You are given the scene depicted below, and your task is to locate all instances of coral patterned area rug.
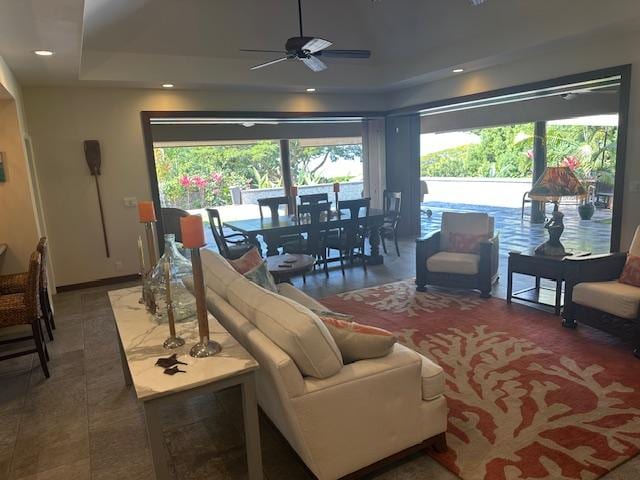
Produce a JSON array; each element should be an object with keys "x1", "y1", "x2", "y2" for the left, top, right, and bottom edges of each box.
[{"x1": 320, "y1": 280, "x2": 640, "y2": 480}]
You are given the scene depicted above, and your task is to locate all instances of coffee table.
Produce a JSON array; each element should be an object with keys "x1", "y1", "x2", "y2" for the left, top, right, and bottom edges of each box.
[{"x1": 266, "y1": 253, "x2": 315, "y2": 283}]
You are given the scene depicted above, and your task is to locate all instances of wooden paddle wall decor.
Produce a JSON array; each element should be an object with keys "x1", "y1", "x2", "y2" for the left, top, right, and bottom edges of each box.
[{"x1": 84, "y1": 140, "x2": 110, "y2": 257}]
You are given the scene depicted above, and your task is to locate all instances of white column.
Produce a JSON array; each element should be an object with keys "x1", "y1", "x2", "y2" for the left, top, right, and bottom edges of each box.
[{"x1": 362, "y1": 118, "x2": 386, "y2": 210}]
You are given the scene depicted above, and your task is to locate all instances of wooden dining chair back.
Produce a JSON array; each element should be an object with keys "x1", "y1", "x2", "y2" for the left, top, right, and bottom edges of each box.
[
  {"x1": 161, "y1": 208, "x2": 189, "y2": 243},
  {"x1": 36, "y1": 237, "x2": 56, "y2": 338},
  {"x1": 329, "y1": 198, "x2": 371, "y2": 273},
  {"x1": 299, "y1": 193, "x2": 329, "y2": 205},
  {"x1": 258, "y1": 196, "x2": 289, "y2": 221},
  {"x1": 0, "y1": 251, "x2": 49, "y2": 377},
  {"x1": 285, "y1": 202, "x2": 332, "y2": 276},
  {"x1": 381, "y1": 190, "x2": 403, "y2": 256},
  {"x1": 206, "y1": 208, "x2": 253, "y2": 260}
]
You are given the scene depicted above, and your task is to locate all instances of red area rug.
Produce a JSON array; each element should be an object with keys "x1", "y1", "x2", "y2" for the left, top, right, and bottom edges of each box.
[{"x1": 321, "y1": 280, "x2": 640, "y2": 480}]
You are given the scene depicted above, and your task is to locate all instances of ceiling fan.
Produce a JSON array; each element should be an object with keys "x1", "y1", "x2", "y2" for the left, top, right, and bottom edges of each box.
[{"x1": 241, "y1": 0, "x2": 371, "y2": 72}]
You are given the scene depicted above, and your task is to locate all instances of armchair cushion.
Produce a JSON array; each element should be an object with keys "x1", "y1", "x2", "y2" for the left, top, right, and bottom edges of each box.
[
  {"x1": 440, "y1": 212, "x2": 492, "y2": 251},
  {"x1": 573, "y1": 280, "x2": 640, "y2": 320},
  {"x1": 619, "y1": 255, "x2": 640, "y2": 287},
  {"x1": 427, "y1": 251, "x2": 480, "y2": 275}
]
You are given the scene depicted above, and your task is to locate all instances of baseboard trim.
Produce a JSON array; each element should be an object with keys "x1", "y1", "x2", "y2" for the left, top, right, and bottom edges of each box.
[{"x1": 56, "y1": 274, "x2": 140, "y2": 292}]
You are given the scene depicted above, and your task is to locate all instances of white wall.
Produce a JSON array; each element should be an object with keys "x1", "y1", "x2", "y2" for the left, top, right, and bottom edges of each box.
[
  {"x1": 23, "y1": 87, "x2": 384, "y2": 286},
  {"x1": 390, "y1": 26, "x2": 640, "y2": 249}
]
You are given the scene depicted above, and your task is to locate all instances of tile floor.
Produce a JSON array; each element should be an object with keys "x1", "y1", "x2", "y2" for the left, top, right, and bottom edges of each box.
[{"x1": 1, "y1": 228, "x2": 638, "y2": 479}]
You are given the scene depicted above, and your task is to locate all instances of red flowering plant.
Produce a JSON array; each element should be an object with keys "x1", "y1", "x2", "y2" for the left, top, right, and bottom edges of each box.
[{"x1": 562, "y1": 155, "x2": 580, "y2": 171}]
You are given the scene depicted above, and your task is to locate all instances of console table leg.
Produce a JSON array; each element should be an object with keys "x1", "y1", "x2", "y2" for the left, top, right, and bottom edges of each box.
[
  {"x1": 241, "y1": 375, "x2": 263, "y2": 480},
  {"x1": 117, "y1": 332, "x2": 132, "y2": 386}
]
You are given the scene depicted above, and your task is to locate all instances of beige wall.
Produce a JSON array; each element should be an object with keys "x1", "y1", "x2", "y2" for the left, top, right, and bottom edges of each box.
[
  {"x1": 23, "y1": 87, "x2": 384, "y2": 286},
  {"x1": 0, "y1": 58, "x2": 40, "y2": 274}
]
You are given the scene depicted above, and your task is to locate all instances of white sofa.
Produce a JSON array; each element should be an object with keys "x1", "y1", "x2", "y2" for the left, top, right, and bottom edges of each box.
[{"x1": 199, "y1": 250, "x2": 448, "y2": 480}]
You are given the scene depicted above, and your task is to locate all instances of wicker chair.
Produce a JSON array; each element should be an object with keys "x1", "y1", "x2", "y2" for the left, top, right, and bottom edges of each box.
[
  {"x1": 0, "y1": 250, "x2": 49, "y2": 377},
  {"x1": 0, "y1": 237, "x2": 54, "y2": 340},
  {"x1": 563, "y1": 226, "x2": 640, "y2": 358},
  {"x1": 416, "y1": 212, "x2": 499, "y2": 298}
]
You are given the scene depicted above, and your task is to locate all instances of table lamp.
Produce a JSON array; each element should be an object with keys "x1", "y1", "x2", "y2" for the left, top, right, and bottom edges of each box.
[{"x1": 529, "y1": 166, "x2": 587, "y2": 256}]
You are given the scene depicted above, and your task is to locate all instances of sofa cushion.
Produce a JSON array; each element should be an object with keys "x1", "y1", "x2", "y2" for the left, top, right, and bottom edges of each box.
[
  {"x1": 277, "y1": 282, "x2": 327, "y2": 312},
  {"x1": 244, "y1": 261, "x2": 278, "y2": 293},
  {"x1": 440, "y1": 212, "x2": 492, "y2": 251},
  {"x1": 619, "y1": 255, "x2": 640, "y2": 288},
  {"x1": 427, "y1": 251, "x2": 480, "y2": 275},
  {"x1": 573, "y1": 280, "x2": 640, "y2": 319},
  {"x1": 318, "y1": 314, "x2": 397, "y2": 364},
  {"x1": 419, "y1": 354, "x2": 445, "y2": 400},
  {"x1": 227, "y1": 275, "x2": 343, "y2": 379},
  {"x1": 630, "y1": 226, "x2": 640, "y2": 257},
  {"x1": 201, "y1": 249, "x2": 243, "y2": 300},
  {"x1": 228, "y1": 247, "x2": 263, "y2": 274}
]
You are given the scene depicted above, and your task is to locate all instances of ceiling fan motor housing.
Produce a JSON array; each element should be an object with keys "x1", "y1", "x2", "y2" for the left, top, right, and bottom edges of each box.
[{"x1": 286, "y1": 36, "x2": 314, "y2": 55}]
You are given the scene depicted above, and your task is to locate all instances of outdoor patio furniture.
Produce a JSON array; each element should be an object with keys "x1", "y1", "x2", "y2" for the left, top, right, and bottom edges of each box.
[
  {"x1": 0, "y1": 250, "x2": 49, "y2": 378},
  {"x1": 326, "y1": 198, "x2": 371, "y2": 274},
  {"x1": 206, "y1": 208, "x2": 254, "y2": 260},
  {"x1": 562, "y1": 226, "x2": 640, "y2": 358},
  {"x1": 161, "y1": 207, "x2": 189, "y2": 243},
  {"x1": 380, "y1": 190, "x2": 402, "y2": 257},
  {"x1": 299, "y1": 193, "x2": 329, "y2": 205},
  {"x1": 416, "y1": 212, "x2": 499, "y2": 298},
  {"x1": 283, "y1": 202, "x2": 332, "y2": 277}
]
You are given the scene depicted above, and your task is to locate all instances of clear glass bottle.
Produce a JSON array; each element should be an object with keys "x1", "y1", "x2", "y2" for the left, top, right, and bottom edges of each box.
[{"x1": 149, "y1": 234, "x2": 197, "y2": 324}]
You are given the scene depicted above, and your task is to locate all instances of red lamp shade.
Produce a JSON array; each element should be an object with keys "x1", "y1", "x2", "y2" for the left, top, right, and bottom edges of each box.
[
  {"x1": 529, "y1": 166, "x2": 587, "y2": 202},
  {"x1": 333, "y1": 182, "x2": 340, "y2": 193},
  {"x1": 180, "y1": 215, "x2": 205, "y2": 248},
  {"x1": 138, "y1": 201, "x2": 157, "y2": 223}
]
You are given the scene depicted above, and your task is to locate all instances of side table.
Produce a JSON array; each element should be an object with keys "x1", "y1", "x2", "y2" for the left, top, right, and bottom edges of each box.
[{"x1": 507, "y1": 250, "x2": 589, "y2": 315}]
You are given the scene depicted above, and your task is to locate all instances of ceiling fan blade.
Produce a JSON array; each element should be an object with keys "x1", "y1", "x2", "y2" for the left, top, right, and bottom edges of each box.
[
  {"x1": 317, "y1": 49, "x2": 371, "y2": 59},
  {"x1": 302, "y1": 37, "x2": 332, "y2": 53},
  {"x1": 240, "y1": 49, "x2": 286, "y2": 54},
  {"x1": 302, "y1": 55, "x2": 327, "y2": 72},
  {"x1": 250, "y1": 57, "x2": 289, "y2": 70}
]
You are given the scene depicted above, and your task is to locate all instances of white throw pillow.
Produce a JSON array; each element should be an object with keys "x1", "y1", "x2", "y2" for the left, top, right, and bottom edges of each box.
[
  {"x1": 200, "y1": 249, "x2": 243, "y2": 300},
  {"x1": 227, "y1": 276, "x2": 343, "y2": 379}
]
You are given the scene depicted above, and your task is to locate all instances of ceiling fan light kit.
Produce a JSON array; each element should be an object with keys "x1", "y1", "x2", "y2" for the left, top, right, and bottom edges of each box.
[{"x1": 243, "y1": 0, "x2": 371, "y2": 72}]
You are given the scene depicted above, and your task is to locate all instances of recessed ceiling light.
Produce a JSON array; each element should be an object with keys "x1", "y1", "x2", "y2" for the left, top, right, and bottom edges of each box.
[
  {"x1": 33, "y1": 50, "x2": 54, "y2": 56},
  {"x1": 452, "y1": 68, "x2": 464, "y2": 73},
  {"x1": 162, "y1": 83, "x2": 174, "y2": 88},
  {"x1": 306, "y1": 88, "x2": 316, "y2": 92}
]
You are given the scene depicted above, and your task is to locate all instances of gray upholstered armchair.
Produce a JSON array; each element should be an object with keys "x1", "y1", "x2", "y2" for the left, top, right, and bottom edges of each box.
[
  {"x1": 416, "y1": 212, "x2": 499, "y2": 298},
  {"x1": 563, "y1": 226, "x2": 640, "y2": 358}
]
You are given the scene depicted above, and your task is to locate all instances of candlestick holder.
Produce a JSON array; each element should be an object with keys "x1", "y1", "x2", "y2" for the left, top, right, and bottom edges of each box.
[
  {"x1": 188, "y1": 247, "x2": 222, "y2": 358},
  {"x1": 163, "y1": 260, "x2": 185, "y2": 349}
]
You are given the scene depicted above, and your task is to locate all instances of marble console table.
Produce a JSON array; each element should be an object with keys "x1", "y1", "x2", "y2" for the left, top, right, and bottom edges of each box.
[{"x1": 108, "y1": 287, "x2": 263, "y2": 480}]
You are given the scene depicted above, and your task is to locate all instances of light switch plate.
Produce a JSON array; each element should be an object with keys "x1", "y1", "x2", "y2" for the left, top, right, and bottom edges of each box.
[{"x1": 123, "y1": 197, "x2": 138, "y2": 207}]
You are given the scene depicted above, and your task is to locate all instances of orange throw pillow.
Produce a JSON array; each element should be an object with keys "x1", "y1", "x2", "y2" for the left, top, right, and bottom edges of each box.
[
  {"x1": 228, "y1": 247, "x2": 262, "y2": 274},
  {"x1": 619, "y1": 255, "x2": 640, "y2": 287},
  {"x1": 448, "y1": 232, "x2": 486, "y2": 254},
  {"x1": 318, "y1": 314, "x2": 397, "y2": 364}
]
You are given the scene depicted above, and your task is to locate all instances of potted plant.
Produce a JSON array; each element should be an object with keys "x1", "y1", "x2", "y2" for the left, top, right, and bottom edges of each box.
[{"x1": 578, "y1": 197, "x2": 595, "y2": 220}]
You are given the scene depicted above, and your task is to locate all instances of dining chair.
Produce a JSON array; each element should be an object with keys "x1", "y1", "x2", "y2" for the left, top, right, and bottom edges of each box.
[
  {"x1": 326, "y1": 198, "x2": 371, "y2": 274},
  {"x1": 206, "y1": 208, "x2": 254, "y2": 260},
  {"x1": 258, "y1": 196, "x2": 290, "y2": 221},
  {"x1": 284, "y1": 202, "x2": 332, "y2": 277},
  {"x1": 0, "y1": 237, "x2": 55, "y2": 341},
  {"x1": 299, "y1": 193, "x2": 329, "y2": 205},
  {"x1": 380, "y1": 190, "x2": 402, "y2": 257},
  {"x1": 0, "y1": 250, "x2": 49, "y2": 378},
  {"x1": 161, "y1": 207, "x2": 189, "y2": 243}
]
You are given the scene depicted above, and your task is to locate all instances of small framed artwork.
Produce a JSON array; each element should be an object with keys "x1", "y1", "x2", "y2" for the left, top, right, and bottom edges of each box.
[{"x1": 0, "y1": 152, "x2": 5, "y2": 182}]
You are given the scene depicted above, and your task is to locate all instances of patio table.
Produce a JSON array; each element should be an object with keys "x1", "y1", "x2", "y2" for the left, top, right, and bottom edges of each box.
[{"x1": 224, "y1": 208, "x2": 386, "y2": 265}]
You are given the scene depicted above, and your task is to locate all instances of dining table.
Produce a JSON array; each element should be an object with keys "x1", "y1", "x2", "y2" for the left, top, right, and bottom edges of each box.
[{"x1": 224, "y1": 208, "x2": 386, "y2": 265}]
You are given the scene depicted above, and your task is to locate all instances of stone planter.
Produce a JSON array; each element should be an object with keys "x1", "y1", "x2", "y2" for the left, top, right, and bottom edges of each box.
[{"x1": 578, "y1": 202, "x2": 595, "y2": 220}]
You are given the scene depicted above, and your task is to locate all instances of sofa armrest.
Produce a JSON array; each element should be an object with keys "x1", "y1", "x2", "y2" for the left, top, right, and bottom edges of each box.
[{"x1": 416, "y1": 231, "x2": 441, "y2": 288}]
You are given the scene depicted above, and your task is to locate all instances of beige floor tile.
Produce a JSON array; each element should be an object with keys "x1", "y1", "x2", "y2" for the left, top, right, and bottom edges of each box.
[
  {"x1": 0, "y1": 374, "x2": 29, "y2": 415},
  {"x1": 89, "y1": 412, "x2": 149, "y2": 472},
  {"x1": 90, "y1": 450, "x2": 153, "y2": 480}
]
